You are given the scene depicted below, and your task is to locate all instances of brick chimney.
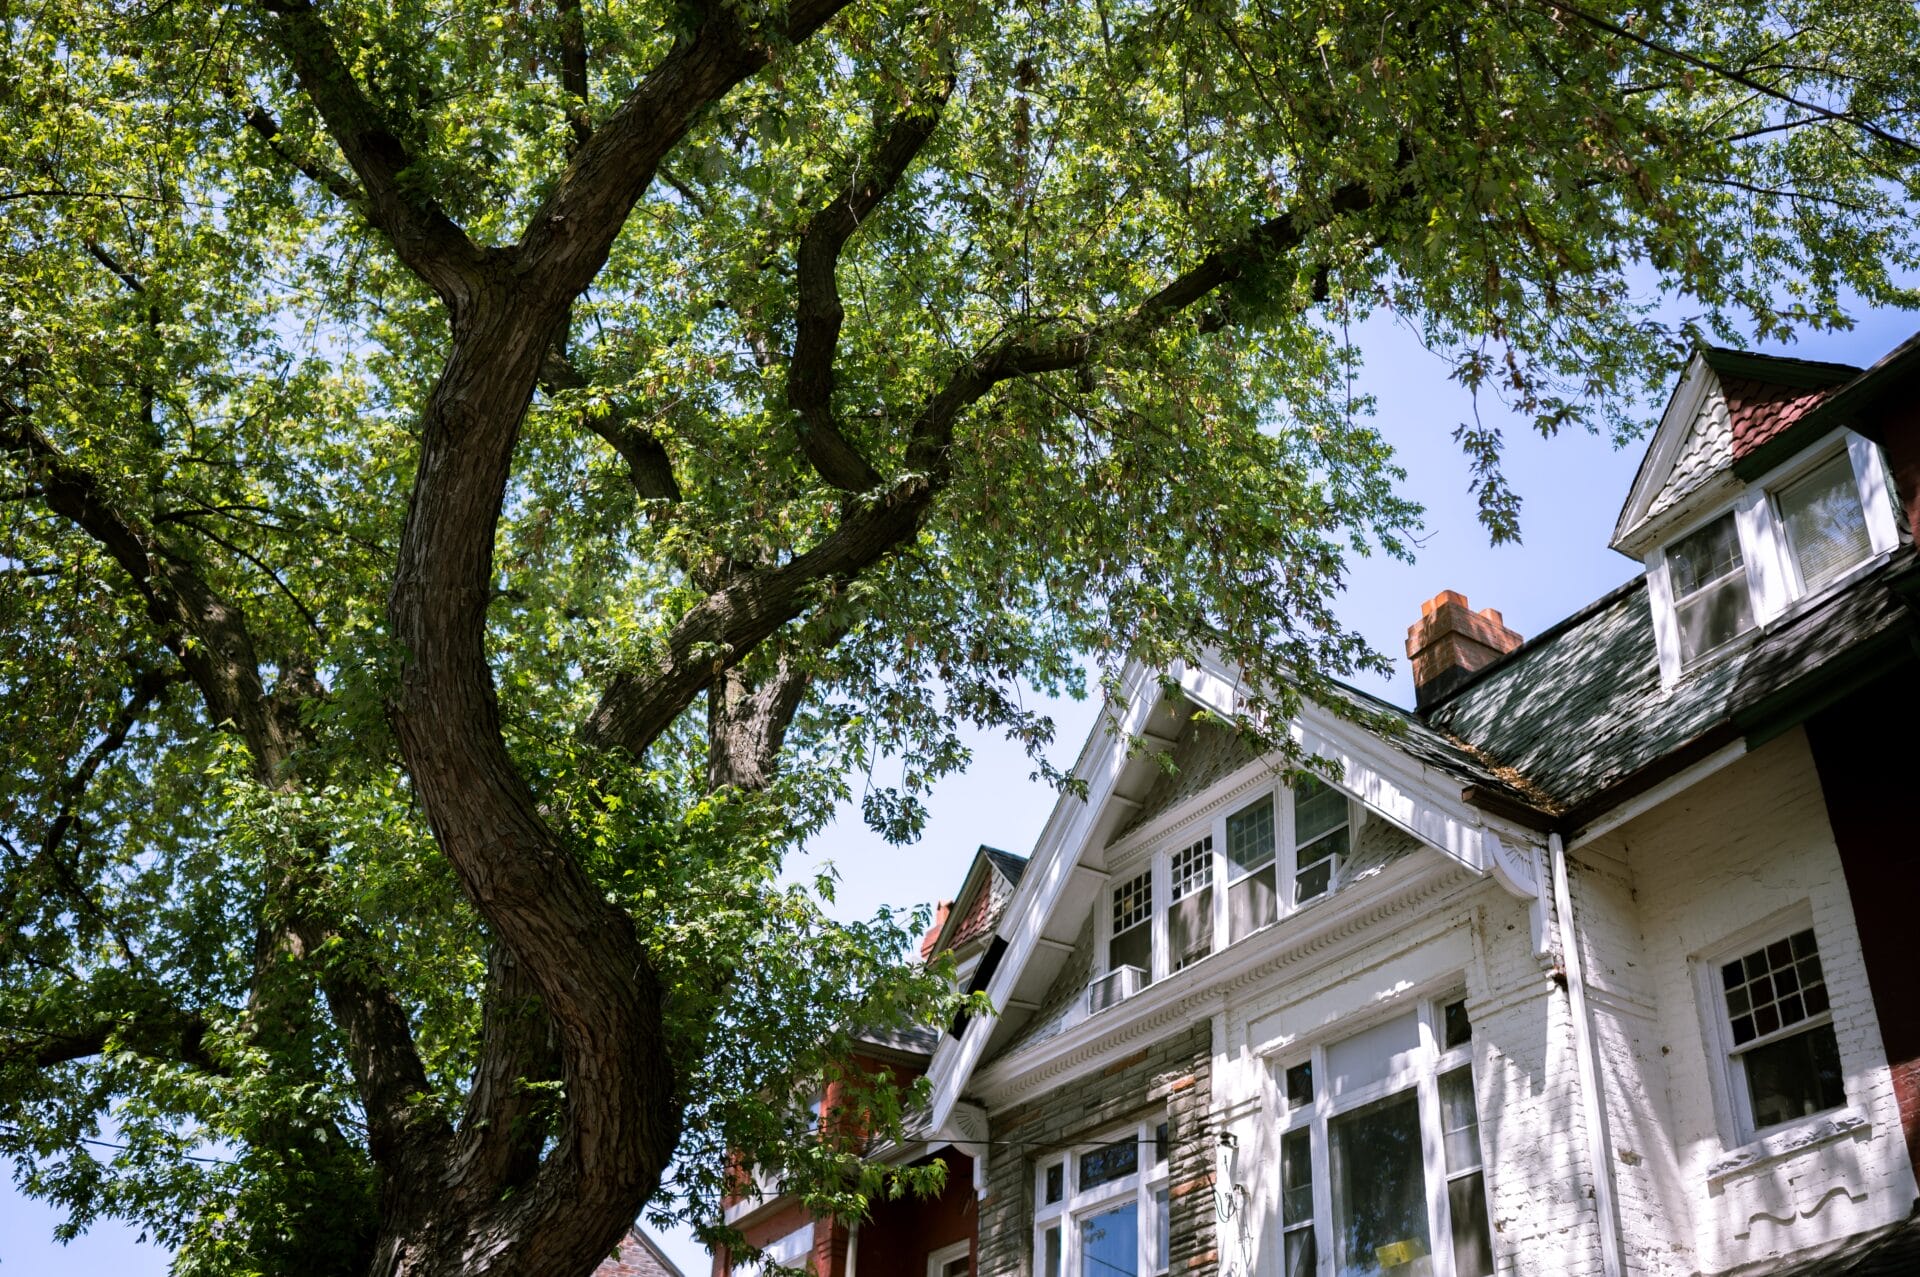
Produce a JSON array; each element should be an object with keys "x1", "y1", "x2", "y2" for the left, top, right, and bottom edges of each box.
[
  {"x1": 919, "y1": 900, "x2": 952, "y2": 960},
  {"x1": 1406, "y1": 590, "x2": 1523, "y2": 710}
]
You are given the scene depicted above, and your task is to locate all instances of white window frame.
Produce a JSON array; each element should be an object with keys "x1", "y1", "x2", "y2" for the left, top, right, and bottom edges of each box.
[
  {"x1": 927, "y1": 1239, "x2": 972, "y2": 1277},
  {"x1": 1033, "y1": 1119, "x2": 1172, "y2": 1277},
  {"x1": 1271, "y1": 990, "x2": 1488, "y2": 1277},
  {"x1": 1094, "y1": 778, "x2": 1359, "y2": 992},
  {"x1": 1649, "y1": 429, "x2": 1898, "y2": 684},
  {"x1": 1694, "y1": 908, "x2": 1850, "y2": 1148}
]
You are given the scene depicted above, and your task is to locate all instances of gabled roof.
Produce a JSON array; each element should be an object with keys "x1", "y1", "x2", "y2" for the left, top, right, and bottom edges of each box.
[
  {"x1": 594, "y1": 1226, "x2": 687, "y2": 1277},
  {"x1": 922, "y1": 656, "x2": 1547, "y2": 1131},
  {"x1": 925, "y1": 845, "x2": 1029, "y2": 958},
  {"x1": 1612, "y1": 348, "x2": 1859, "y2": 556}
]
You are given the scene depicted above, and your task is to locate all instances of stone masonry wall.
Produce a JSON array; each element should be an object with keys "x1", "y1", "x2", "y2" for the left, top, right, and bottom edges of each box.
[{"x1": 977, "y1": 1024, "x2": 1214, "y2": 1277}]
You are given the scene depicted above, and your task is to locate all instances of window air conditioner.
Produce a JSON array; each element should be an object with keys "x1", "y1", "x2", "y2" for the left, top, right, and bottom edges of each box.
[{"x1": 1086, "y1": 964, "x2": 1148, "y2": 1015}]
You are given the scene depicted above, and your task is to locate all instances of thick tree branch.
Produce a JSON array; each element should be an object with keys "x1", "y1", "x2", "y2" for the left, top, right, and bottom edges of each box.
[
  {"x1": 515, "y1": 0, "x2": 860, "y2": 307},
  {"x1": 706, "y1": 637, "x2": 838, "y2": 792},
  {"x1": 252, "y1": 2, "x2": 491, "y2": 306},
  {"x1": 0, "y1": 398, "x2": 446, "y2": 1178},
  {"x1": 787, "y1": 85, "x2": 952, "y2": 492},
  {"x1": 583, "y1": 181, "x2": 1388, "y2": 759},
  {"x1": 241, "y1": 103, "x2": 365, "y2": 204},
  {"x1": 0, "y1": 401, "x2": 291, "y2": 763},
  {"x1": 539, "y1": 347, "x2": 683, "y2": 502},
  {"x1": 556, "y1": 0, "x2": 593, "y2": 153},
  {"x1": 447, "y1": 945, "x2": 561, "y2": 1205},
  {"x1": 4, "y1": 1010, "x2": 219, "y2": 1072}
]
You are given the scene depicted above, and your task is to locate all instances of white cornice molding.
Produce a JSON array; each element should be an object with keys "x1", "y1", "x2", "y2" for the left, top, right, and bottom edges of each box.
[{"x1": 972, "y1": 859, "x2": 1469, "y2": 1109}]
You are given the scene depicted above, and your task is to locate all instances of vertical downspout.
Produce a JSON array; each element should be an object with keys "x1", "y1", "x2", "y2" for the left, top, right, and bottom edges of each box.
[{"x1": 1553, "y1": 831, "x2": 1625, "y2": 1277}]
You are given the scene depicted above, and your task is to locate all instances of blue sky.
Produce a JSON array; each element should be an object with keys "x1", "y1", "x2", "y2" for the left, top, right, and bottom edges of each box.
[{"x1": 6, "y1": 305, "x2": 1917, "y2": 1275}]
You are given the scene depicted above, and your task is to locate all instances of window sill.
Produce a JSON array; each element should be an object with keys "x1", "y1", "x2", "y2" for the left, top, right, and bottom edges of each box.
[
  {"x1": 1706, "y1": 1110, "x2": 1869, "y2": 1185},
  {"x1": 1759, "y1": 549, "x2": 1893, "y2": 635}
]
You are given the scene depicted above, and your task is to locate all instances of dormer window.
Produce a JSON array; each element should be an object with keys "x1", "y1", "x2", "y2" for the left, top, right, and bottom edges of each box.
[
  {"x1": 1646, "y1": 432, "x2": 1896, "y2": 683},
  {"x1": 1667, "y1": 512, "x2": 1755, "y2": 664}
]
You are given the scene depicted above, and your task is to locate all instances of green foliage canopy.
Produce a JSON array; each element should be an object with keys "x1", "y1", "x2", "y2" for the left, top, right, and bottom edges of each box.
[{"x1": 0, "y1": 0, "x2": 1915, "y2": 1273}]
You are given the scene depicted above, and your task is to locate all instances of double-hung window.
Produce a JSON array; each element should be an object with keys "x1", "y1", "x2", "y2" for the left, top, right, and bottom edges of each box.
[
  {"x1": 1708, "y1": 924, "x2": 1845, "y2": 1142},
  {"x1": 1096, "y1": 775, "x2": 1355, "y2": 1006},
  {"x1": 1667, "y1": 512, "x2": 1755, "y2": 665},
  {"x1": 1773, "y1": 451, "x2": 1873, "y2": 595},
  {"x1": 1034, "y1": 1120, "x2": 1171, "y2": 1277},
  {"x1": 1276, "y1": 993, "x2": 1493, "y2": 1277}
]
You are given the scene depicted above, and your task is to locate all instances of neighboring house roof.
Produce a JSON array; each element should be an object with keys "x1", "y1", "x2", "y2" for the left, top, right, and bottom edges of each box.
[
  {"x1": 927, "y1": 845, "x2": 1029, "y2": 957},
  {"x1": 593, "y1": 1225, "x2": 687, "y2": 1277},
  {"x1": 853, "y1": 1021, "x2": 941, "y2": 1057}
]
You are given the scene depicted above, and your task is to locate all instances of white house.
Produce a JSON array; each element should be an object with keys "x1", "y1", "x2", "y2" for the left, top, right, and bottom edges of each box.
[{"x1": 904, "y1": 334, "x2": 1920, "y2": 1277}]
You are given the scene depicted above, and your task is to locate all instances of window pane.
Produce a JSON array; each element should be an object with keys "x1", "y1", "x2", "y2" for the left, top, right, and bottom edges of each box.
[
  {"x1": 1676, "y1": 574, "x2": 1755, "y2": 663},
  {"x1": 1226, "y1": 796, "x2": 1275, "y2": 876},
  {"x1": 1331, "y1": 1091, "x2": 1434, "y2": 1277},
  {"x1": 1043, "y1": 1225, "x2": 1062, "y2": 1277},
  {"x1": 1170, "y1": 837, "x2": 1212, "y2": 901},
  {"x1": 1153, "y1": 1187, "x2": 1170, "y2": 1275},
  {"x1": 1079, "y1": 1202, "x2": 1138, "y2": 1277},
  {"x1": 1113, "y1": 870, "x2": 1152, "y2": 933},
  {"x1": 1109, "y1": 921, "x2": 1151, "y2": 980},
  {"x1": 1743, "y1": 1023, "x2": 1846, "y2": 1130},
  {"x1": 1283, "y1": 1128, "x2": 1315, "y2": 1226},
  {"x1": 1284, "y1": 1227, "x2": 1318, "y2": 1277},
  {"x1": 1228, "y1": 864, "x2": 1277, "y2": 942},
  {"x1": 1438, "y1": 1068, "x2": 1481, "y2": 1174},
  {"x1": 1448, "y1": 1171, "x2": 1495, "y2": 1277},
  {"x1": 1296, "y1": 826, "x2": 1348, "y2": 903},
  {"x1": 1295, "y1": 776, "x2": 1348, "y2": 844},
  {"x1": 1668, "y1": 514, "x2": 1754, "y2": 662},
  {"x1": 1723, "y1": 929, "x2": 1829, "y2": 1044},
  {"x1": 1443, "y1": 999, "x2": 1472, "y2": 1050},
  {"x1": 1079, "y1": 1137, "x2": 1139, "y2": 1190},
  {"x1": 942, "y1": 1258, "x2": 970, "y2": 1277},
  {"x1": 1668, "y1": 513, "x2": 1745, "y2": 596},
  {"x1": 1045, "y1": 1163, "x2": 1064, "y2": 1205},
  {"x1": 1170, "y1": 886, "x2": 1212, "y2": 972},
  {"x1": 1778, "y1": 453, "x2": 1871, "y2": 592},
  {"x1": 1327, "y1": 1012, "x2": 1421, "y2": 1097},
  {"x1": 1286, "y1": 1061, "x2": 1316, "y2": 1110}
]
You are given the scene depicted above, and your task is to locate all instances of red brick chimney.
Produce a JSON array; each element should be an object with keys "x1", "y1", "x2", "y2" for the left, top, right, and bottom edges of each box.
[
  {"x1": 1406, "y1": 590, "x2": 1523, "y2": 710},
  {"x1": 919, "y1": 900, "x2": 953, "y2": 960}
]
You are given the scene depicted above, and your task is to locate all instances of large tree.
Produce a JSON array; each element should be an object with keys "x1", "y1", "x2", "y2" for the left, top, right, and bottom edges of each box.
[{"x1": 1, "y1": 0, "x2": 1915, "y2": 1273}]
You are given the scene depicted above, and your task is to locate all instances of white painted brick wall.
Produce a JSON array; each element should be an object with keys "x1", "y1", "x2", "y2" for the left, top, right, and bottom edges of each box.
[{"x1": 1577, "y1": 727, "x2": 1916, "y2": 1275}]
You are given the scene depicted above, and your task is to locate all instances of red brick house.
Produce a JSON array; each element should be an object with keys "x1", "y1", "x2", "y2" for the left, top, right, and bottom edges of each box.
[{"x1": 713, "y1": 847, "x2": 1025, "y2": 1277}]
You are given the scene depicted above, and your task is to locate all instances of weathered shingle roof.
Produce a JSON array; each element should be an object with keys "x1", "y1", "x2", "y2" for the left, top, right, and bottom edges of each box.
[{"x1": 1424, "y1": 553, "x2": 1917, "y2": 815}]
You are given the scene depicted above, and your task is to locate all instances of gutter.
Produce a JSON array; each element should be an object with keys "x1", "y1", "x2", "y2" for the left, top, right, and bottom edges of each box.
[{"x1": 1552, "y1": 831, "x2": 1625, "y2": 1277}]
